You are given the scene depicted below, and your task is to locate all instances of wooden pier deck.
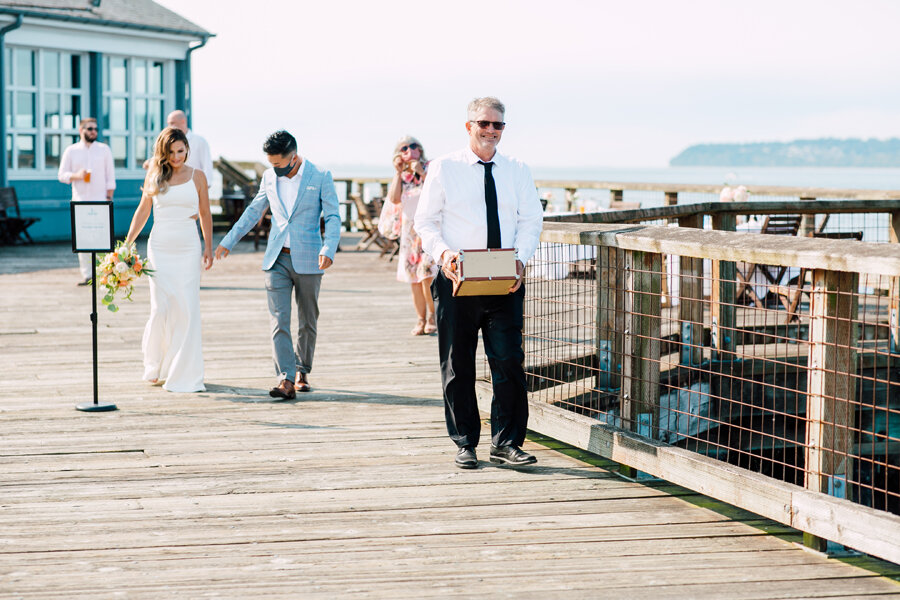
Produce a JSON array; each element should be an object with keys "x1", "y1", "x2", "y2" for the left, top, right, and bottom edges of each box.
[{"x1": 1, "y1": 241, "x2": 899, "y2": 598}]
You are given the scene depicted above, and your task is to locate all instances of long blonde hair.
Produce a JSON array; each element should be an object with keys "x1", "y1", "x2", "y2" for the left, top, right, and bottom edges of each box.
[{"x1": 144, "y1": 127, "x2": 190, "y2": 196}]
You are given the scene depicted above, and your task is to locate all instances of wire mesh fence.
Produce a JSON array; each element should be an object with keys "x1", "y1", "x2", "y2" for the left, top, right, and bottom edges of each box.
[{"x1": 485, "y1": 226, "x2": 900, "y2": 519}]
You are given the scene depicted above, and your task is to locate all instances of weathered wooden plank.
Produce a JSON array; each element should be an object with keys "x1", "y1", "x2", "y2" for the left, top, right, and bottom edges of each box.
[
  {"x1": 478, "y1": 384, "x2": 900, "y2": 565},
  {"x1": 541, "y1": 221, "x2": 900, "y2": 276},
  {"x1": 3, "y1": 242, "x2": 898, "y2": 598},
  {"x1": 532, "y1": 182, "x2": 900, "y2": 201}
]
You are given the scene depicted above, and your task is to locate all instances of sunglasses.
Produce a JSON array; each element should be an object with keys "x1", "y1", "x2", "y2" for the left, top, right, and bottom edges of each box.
[
  {"x1": 83, "y1": 127, "x2": 97, "y2": 131},
  {"x1": 400, "y1": 143, "x2": 419, "y2": 152},
  {"x1": 470, "y1": 120, "x2": 506, "y2": 130}
]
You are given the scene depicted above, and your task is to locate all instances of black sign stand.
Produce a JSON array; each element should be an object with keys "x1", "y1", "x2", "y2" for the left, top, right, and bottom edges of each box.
[{"x1": 70, "y1": 201, "x2": 117, "y2": 413}]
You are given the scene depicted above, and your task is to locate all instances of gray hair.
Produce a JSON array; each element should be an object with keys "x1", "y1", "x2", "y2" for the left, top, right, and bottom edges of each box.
[
  {"x1": 467, "y1": 96, "x2": 505, "y2": 120},
  {"x1": 391, "y1": 135, "x2": 427, "y2": 162}
]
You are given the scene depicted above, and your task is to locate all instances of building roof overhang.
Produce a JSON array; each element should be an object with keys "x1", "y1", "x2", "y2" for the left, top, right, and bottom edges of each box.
[{"x1": 0, "y1": 0, "x2": 212, "y2": 41}]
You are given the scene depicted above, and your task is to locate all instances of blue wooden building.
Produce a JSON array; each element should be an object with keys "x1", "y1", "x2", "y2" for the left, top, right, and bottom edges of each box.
[{"x1": 0, "y1": 0, "x2": 211, "y2": 241}]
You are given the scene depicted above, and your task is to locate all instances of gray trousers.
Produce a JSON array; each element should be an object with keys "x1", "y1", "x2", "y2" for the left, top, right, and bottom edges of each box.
[{"x1": 265, "y1": 252, "x2": 323, "y2": 381}]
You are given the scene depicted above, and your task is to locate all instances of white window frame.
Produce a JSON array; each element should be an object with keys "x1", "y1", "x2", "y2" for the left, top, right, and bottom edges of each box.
[
  {"x1": 6, "y1": 45, "x2": 88, "y2": 174},
  {"x1": 102, "y1": 54, "x2": 173, "y2": 173}
]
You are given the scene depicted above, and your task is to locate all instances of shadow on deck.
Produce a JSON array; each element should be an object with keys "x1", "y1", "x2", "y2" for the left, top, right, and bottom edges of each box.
[{"x1": 0, "y1": 241, "x2": 898, "y2": 597}]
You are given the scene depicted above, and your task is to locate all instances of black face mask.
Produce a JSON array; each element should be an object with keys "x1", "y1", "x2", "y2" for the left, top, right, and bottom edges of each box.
[{"x1": 274, "y1": 156, "x2": 295, "y2": 177}]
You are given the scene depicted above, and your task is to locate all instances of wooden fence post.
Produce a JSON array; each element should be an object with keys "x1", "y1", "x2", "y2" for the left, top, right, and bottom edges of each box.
[
  {"x1": 711, "y1": 213, "x2": 737, "y2": 360},
  {"x1": 890, "y1": 211, "x2": 900, "y2": 244},
  {"x1": 610, "y1": 189, "x2": 623, "y2": 208},
  {"x1": 891, "y1": 214, "x2": 900, "y2": 352},
  {"x1": 565, "y1": 188, "x2": 577, "y2": 212},
  {"x1": 799, "y1": 197, "x2": 816, "y2": 236},
  {"x1": 621, "y1": 250, "x2": 662, "y2": 441},
  {"x1": 596, "y1": 246, "x2": 625, "y2": 394},
  {"x1": 664, "y1": 192, "x2": 678, "y2": 206},
  {"x1": 891, "y1": 276, "x2": 900, "y2": 354},
  {"x1": 804, "y1": 269, "x2": 859, "y2": 552},
  {"x1": 334, "y1": 179, "x2": 353, "y2": 232},
  {"x1": 678, "y1": 214, "x2": 704, "y2": 367}
]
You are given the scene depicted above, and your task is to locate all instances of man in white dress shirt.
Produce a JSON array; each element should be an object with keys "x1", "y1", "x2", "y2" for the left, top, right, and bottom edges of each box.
[
  {"x1": 58, "y1": 117, "x2": 116, "y2": 285},
  {"x1": 165, "y1": 110, "x2": 214, "y2": 183},
  {"x1": 416, "y1": 97, "x2": 544, "y2": 469}
]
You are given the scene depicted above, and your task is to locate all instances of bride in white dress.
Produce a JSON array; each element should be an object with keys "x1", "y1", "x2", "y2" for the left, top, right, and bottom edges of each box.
[{"x1": 125, "y1": 127, "x2": 213, "y2": 392}]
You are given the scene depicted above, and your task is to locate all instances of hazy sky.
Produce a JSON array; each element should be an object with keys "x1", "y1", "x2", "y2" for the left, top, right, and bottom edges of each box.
[{"x1": 157, "y1": 0, "x2": 900, "y2": 169}]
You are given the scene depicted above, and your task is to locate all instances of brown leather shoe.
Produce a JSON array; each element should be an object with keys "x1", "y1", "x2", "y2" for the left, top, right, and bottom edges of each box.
[
  {"x1": 295, "y1": 371, "x2": 311, "y2": 392},
  {"x1": 269, "y1": 379, "x2": 296, "y2": 400}
]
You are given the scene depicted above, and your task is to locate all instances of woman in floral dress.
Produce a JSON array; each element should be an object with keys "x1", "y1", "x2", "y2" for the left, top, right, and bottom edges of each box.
[{"x1": 386, "y1": 135, "x2": 438, "y2": 335}]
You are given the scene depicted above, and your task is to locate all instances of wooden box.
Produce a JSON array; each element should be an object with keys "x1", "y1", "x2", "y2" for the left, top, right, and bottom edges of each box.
[{"x1": 453, "y1": 248, "x2": 518, "y2": 297}]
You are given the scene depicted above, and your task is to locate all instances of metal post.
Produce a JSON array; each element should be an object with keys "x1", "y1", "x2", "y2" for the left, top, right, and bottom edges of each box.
[{"x1": 76, "y1": 253, "x2": 117, "y2": 412}]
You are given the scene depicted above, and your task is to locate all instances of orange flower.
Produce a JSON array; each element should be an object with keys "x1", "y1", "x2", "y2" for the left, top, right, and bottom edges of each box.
[
  {"x1": 133, "y1": 261, "x2": 142, "y2": 272},
  {"x1": 100, "y1": 276, "x2": 108, "y2": 285},
  {"x1": 118, "y1": 279, "x2": 129, "y2": 287}
]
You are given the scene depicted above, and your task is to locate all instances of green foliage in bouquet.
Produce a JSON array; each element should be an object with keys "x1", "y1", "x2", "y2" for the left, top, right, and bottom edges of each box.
[{"x1": 96, "y1": 241, "x2": 153, "y2": 312}]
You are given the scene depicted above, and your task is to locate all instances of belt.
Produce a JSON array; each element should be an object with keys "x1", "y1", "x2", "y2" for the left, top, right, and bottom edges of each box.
[{"x1": 281, "y1": 247, "x2": 291, "y2": 254}]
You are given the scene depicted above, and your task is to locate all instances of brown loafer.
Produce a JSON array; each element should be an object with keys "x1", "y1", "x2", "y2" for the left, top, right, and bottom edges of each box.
[
  {"x1": 295, "y1": 371, "x2": 311, "y2": 392},
  {"x1": 269, "y1": 379, "x2": 296, "y2": 400}
]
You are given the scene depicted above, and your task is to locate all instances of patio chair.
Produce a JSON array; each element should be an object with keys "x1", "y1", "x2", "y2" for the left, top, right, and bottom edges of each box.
[
  {"x1": 351, "y1": 193, "x2": 396, "y2": 255},
  {"x1": 735, "y1": 214, "x2": 803, "y2": 308},
  {"x1": 780, "y1": 230, "x2": 864, "y2": 321},
  {"x1": 0, "y1": 187, "x2": 39, "y2": 244}
]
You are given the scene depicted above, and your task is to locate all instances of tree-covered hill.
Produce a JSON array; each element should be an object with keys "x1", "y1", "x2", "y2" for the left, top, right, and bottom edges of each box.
[{"x1": 670, "y1": 138, "x2": 900, "y2": 167}]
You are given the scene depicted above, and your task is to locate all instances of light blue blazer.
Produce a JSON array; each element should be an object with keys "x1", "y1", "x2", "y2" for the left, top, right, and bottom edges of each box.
[{"x1": 220, "y1": 161, "x2": 341, "y2": 274}]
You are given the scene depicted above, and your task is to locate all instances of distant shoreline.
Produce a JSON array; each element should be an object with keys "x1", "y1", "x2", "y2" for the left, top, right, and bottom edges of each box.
[{"x1": 670, "y1": 137, "x2": 900, "y2": 168}]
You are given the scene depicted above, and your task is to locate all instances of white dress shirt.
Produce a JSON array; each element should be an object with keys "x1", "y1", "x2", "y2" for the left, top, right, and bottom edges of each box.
[
  {"x1": 415, "y1": 147, "x2": 543, "y2": 265},
  {"x1": 186, "y1": 129, "x2": 214, "y2": 184},
  {"x1": 274, "y1": 159, "x2": 306, "y2": 248},
  {"x1": 57, "y1": 140, "x2": 116, "y2": 201}
]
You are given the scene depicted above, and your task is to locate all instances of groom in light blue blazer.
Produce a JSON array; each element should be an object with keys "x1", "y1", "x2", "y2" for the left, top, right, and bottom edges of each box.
[{"x1": 215, "y1": 130, "x2": 340, "y2": 399}]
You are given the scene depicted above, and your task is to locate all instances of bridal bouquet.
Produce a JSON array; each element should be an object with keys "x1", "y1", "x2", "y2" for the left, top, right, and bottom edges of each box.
[{"x1": 96, "y1": 241, "x2": 153, "y2": 312}]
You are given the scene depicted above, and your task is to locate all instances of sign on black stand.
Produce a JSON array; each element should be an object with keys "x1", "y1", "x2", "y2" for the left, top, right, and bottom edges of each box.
[{"x1": 70, "y1": 201, "x2": 117, "y2": 412}]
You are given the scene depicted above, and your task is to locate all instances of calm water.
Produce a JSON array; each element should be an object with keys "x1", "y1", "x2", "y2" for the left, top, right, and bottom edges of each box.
[
  {"x1": 332, "y1": 164, "x2": 900, "y2": 190},
  {"x1": 330, "y1": 165, "x2": 900, "y2": 237}
]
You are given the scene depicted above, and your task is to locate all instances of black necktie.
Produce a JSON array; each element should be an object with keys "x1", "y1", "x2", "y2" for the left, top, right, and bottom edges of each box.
[{"x1": 479, "y1": 161, "x2": 501, "y2": 248}]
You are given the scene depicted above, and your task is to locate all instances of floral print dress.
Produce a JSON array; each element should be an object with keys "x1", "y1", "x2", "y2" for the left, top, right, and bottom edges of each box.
[{"x1": 397, "y1": 169, "x2": 438, "y2": 284}]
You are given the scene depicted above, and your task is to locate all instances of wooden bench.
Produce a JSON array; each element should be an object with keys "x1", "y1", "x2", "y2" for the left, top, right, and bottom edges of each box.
[{"x1": 0, "y1": 187, "x2": 38, "y2": 244}]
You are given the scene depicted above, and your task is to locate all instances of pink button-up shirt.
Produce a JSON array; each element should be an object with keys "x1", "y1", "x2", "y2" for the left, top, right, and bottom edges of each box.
[{"x1": 57, "y1": 140, "x2": 116, "y2": 202}]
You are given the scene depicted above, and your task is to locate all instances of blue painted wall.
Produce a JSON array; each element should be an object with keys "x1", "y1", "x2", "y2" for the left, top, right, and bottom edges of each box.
[{"x1": 11, "y1": 178, "x2": 151, "y2": 242}]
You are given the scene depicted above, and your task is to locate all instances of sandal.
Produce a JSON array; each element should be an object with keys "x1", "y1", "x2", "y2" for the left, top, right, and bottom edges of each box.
[
  {"x1": 411, "y1": 318, "x2": 426, "y2": 336},
  {"x1": 424, "y1": 314, "x2": 437, "y2": 335}
]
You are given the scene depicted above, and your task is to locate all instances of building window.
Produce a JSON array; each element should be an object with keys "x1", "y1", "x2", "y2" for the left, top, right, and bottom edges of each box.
[
  {"x1": 5, "y1": 46, "x2": 86, "y2": 171},
  {"x1": 102, "y1": 56, "x2": 169, "y2": 170}
]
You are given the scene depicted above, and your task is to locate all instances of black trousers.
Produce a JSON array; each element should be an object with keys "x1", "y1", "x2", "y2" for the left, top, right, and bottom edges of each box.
[{"x1": 432, "y1": 272, "x2": 528, "y2": 449}]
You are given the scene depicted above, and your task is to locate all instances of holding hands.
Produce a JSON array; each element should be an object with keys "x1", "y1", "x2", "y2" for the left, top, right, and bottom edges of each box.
[{"x1": 216, "y1": 244, "x2": 331, "y2": 270}]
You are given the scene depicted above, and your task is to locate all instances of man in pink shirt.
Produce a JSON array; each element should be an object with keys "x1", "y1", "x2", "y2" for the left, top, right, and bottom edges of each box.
[{"x1": 58, "y1": 118, "x2": 116, "y2": 285}]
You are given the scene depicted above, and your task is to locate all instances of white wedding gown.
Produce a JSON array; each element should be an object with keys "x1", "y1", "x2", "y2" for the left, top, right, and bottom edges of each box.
[{"x1": 142, "y1": 171, "x2": 206, "y2": 392}]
